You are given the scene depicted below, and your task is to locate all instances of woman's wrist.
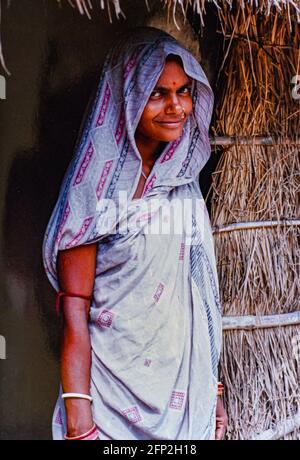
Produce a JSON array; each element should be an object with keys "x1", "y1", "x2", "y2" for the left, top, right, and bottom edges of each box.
[
  {"x1": 65, "y1": 423, "x2": 99, "y2": 440},
  {"x1": 66, "y1": 419, "x2": 94, "y2": 438},
  {"x1": 65, "y1": 399, "x2": 94, "y2": 437}
]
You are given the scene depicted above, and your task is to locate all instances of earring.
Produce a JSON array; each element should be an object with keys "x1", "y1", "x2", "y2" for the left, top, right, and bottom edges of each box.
[{"x1": 181, "y1": 108, "x2": 186, "y2": 119}]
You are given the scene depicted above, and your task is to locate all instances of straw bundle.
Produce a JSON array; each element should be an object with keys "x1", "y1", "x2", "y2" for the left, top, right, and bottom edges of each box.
[
  {"x1": 210, "y1": 1, "x2": 300, "y2": 439},
  {"x1": 1, "y1": 1, "x2": 300, "y2": 74},
  {"x1": 64, "y1": 1, "x2": 300, "y2": 25}
]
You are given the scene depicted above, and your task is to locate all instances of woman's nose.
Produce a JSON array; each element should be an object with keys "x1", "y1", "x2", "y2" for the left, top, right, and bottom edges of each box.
[{"x1": 165, "y1": 95, "x2": 182, "y2": 115}]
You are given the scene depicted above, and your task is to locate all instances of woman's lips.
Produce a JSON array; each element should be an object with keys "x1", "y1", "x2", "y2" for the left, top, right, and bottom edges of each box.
[{"x1": 155, "y1": 120, "x2": 184, "y2": 129}]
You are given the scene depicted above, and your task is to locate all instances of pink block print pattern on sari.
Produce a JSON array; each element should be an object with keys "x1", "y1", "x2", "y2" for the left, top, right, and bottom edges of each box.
[
  {"x1": 179, "y1": 242, "x2": 185, "y2": 261},
  {"x1": 142, "y1": 173, "x2": 157, "y2": 198},
  {"x1": 54, "y1": 407, "x2": 63, "y2": 426},
  {"x1": 153, "y1": 282, "x2": 165, "y2": 303},
  {"x1": 160, "y1": 137, "x2": 182, "y2": 164},
  {"x1": 97, "y1": 309, "x2": 113, "y2": 328},
  {"x1": 122, "y1": 407, "x2": 143, "y2": 424},
  {"x1": 95, "y1": 82, "x2": 111, "y2": 127},
  {"x1": 96, "y1": 160, "x2": 115, "y2": 199},
  {"x1": 169, "y1": 390, "x2": 186, "y2": 411},
  {"x1": 65, "y1": 217, "x2": 93, "y2": 249}
]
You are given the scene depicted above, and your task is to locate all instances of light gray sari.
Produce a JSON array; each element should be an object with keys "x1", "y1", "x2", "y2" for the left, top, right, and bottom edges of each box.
[{"x1": 43, "y1": 27, "x2": 222, "y2": 440}]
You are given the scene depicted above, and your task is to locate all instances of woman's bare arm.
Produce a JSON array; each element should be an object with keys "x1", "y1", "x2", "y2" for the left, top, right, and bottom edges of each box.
[{"x1": 57, "y1": 243, "x2": 97, "y2": 437}]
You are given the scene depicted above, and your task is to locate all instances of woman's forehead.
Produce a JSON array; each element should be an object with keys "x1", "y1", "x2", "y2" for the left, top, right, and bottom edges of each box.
[{"x1": 155, "y1": 61, "x2": 192, "y2": 87}]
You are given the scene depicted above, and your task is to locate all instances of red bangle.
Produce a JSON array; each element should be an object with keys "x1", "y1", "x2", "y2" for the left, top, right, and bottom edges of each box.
[{"x1": 56, "y1": 291, "x2": 93, "y2": 316}]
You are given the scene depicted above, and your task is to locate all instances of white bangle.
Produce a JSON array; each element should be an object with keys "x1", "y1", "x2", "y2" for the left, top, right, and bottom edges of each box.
[{"x1": 62, "y1": 392, "x2": 93, "y2": 402}]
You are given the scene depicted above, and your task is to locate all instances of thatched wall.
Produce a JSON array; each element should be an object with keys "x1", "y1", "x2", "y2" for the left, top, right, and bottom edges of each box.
[
  {"x1": 210, "y1": 1, "x2": 300, "y2": 439},
  {"x1": 61, "y1": 1, "x2": 300, "y2": 23}
]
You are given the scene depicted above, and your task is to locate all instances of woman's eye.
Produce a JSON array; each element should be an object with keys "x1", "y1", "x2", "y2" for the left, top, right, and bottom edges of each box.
[
  {"x1": 150, "y1": 90, "x2": 162, "y2": 98},
  {"x1": 179, "y1": 87, "x2": 191, "y2": 95}
]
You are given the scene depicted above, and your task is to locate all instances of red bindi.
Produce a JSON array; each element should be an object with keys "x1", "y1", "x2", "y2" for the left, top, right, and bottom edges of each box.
[{"x1": 172, "y1": 81, "x2": 177, "y2": 86}]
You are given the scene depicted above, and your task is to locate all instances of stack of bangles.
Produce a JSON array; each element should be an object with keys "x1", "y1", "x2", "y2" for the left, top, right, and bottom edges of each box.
[
  {"x1": 217, "y1": 382, "x2": 224, "y2": 397},
  {"x1": 62, "y1": 393, "x2": 100, "y2": 440}
]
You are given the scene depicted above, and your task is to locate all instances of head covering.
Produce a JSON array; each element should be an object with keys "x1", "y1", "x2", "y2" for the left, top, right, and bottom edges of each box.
[{"x1": 43, "y1": 26, "x2": 214, "y2": 290}]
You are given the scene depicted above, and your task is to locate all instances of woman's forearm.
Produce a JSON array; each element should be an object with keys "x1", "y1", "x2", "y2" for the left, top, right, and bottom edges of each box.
[
  {"x1": 60, "y1": 297, "x2": 94, "y2": 436},
  {"x1": 57, "y1": 244, "x2": 97, "y2": 437}
]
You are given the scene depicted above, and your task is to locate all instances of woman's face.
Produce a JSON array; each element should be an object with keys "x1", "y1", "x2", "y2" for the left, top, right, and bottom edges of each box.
[{"x1": 136, "y1": 59, "x2": 193, "y2": 144}]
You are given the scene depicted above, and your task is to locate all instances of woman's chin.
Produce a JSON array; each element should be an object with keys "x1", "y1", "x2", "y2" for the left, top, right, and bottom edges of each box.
[{"x1": 158, "y1": 128, "x2": 183, "y2": 142}]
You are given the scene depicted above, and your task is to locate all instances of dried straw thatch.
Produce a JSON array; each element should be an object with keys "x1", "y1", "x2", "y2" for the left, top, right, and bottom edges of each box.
[
  {"x1": 1, "y1": 0, "x2": 300, "y2": 74},
  {"x1": 209, "y1": 0, "x2": 300, "y2": 439},
  {"x1": 65, "y1": 0, "x2": 300, "y2": 25}
]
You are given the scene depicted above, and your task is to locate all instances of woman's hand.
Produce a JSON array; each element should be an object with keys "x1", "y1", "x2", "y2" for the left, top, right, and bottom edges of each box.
[{"x1": 215, "y1": 396, "x2": 228, "y2": 440}]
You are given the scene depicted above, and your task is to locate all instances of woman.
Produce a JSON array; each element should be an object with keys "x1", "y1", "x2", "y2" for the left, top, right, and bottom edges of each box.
[{"x1": 43, "y1": 27, "x2": 227, "y2": 440}]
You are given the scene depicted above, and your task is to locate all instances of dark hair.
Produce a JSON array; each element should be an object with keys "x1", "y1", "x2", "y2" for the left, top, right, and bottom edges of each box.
[{"x1": 166, "y1": 53, "x2": 184, "y2": 68}]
